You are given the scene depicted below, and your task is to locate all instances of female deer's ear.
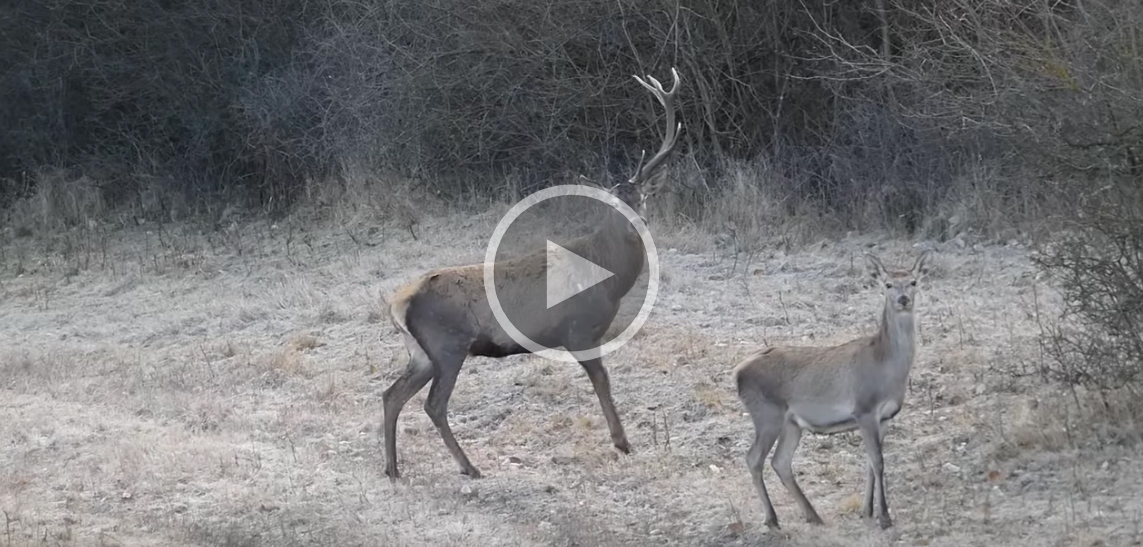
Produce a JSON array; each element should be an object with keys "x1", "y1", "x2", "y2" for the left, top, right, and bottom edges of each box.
[
  {"x1": 911, "y1": 250, "x2": 932, "y2": 280},
  {"x1": 864, "y1": 254, "x2": 888, "y2": 280}
]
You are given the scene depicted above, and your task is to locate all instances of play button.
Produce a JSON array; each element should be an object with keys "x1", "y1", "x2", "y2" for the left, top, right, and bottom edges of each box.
[
  {"x1": 484, "y1": 184, "x2": 660, "y2": 363},
  {"x1": 545, "y1": 240, "x2": 615, "y2": 308}
]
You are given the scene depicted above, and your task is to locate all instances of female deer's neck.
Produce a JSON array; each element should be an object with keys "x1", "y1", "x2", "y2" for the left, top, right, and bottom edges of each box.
[{"x1": 878, "y1": 304, "x2": 916, "y2": 362}]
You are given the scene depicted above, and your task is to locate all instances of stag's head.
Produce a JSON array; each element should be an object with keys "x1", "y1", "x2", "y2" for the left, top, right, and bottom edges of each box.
[
  {"x1": 605, "y1": 68, "x2": 682, "y2": 225},
  {"x1": 865, "y1": 251, "x2": 931, "y2": 313}
]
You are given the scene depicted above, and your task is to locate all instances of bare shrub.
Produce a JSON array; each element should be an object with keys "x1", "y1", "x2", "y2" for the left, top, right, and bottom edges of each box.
[
  {"x1": 1027, "y1": 180, "x2": 1143, "y2": 451},
  {"x1": 1, "y1": 0, "x2": 1141, "y2": 237},
  {"x1": 1032, "y1": 183, "x2": 1143, "y2": 392},
  {"x1": 653, "y1": 157, "x2": 834, "y2": 254},
  {"x1": 3, "y1": 168, "x2": 104, "y2": 234}
]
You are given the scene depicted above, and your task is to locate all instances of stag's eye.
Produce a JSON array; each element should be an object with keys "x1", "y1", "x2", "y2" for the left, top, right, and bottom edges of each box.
[
  {"x1": 885, "y1": 283, "x2": 893, "y2": 289},
  {"x1": 910, "y1": 280, "x2": 917, "y2": 286}
]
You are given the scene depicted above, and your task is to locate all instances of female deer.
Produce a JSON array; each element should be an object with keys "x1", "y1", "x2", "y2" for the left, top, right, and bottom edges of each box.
[{"x1": 734, "y1": 251, "x2": 931, "y2": 529}]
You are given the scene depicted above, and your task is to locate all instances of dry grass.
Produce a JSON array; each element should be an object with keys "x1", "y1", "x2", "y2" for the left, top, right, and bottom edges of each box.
[{"x1": 1, "y1": 206, "x2": 1142, "y2": 547}]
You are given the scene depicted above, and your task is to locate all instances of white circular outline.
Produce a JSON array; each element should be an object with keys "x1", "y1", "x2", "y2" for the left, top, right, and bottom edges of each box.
[{"x1": 483, "y1": 184, "x2": 659, "y2": 363}]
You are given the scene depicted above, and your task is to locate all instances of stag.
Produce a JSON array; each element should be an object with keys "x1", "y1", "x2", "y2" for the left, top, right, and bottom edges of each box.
[{"x1": 381, "y1": 69, "x2": 682, "y2": 479}]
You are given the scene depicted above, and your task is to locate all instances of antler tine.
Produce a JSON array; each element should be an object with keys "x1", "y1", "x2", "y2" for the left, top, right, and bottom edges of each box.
[
  {"x1": 632, "y1": 68, "x2": 681, "y2": 108},
  {"x1": 648, "y1": 75, "x2": 663, "y2": 88},
  {"x1": 633, "y1": 76, "x2": 665, "y2": 107},
  {"x1": 630, "y1": 149, "x2": 649, "y2": 185},
  {"x1": 629, "y1": 67, "x2": 682, "y2": 186}
]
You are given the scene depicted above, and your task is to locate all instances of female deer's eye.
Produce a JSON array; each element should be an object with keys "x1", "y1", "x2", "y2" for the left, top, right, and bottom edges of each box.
[
  {"x1": 910, "y1": 280, "x2": 917, "y2": 286},
  {"x1": 885, "y1": 283, "x2": 893, "y2": 289}
]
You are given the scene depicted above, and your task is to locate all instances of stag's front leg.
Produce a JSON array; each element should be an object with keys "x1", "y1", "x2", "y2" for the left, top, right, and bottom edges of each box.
[{"x1": 576, "y1": 357, "x2": 631, "y2": 453}]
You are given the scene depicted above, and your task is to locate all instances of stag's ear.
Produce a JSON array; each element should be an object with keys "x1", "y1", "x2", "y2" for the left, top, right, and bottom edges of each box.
[
  {"x1": 911, "y1": 250, "x2": 932, "y2": 280},
  {"x1": 865, "y1": 253, "x2": 888, "y2": 281},
  {"x1": 576, "y1": 175, "x2": 612, "y2": 192},
  {"x1": 639, "y1": 168, "x2": 670, "y2": 198}
]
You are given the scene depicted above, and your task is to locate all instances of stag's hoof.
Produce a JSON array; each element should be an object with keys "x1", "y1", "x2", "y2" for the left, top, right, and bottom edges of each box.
[
  {"x1": 614, "y1": 438, "x2": 632, "y2": 454},
  {"x1": 384, "y1": 467, "x2": 400, "y2": 481},
  {"x1": 805, "y1": 513, "x2": 824, "y2": 525},
  {"x1": 461, "y1": 466, "x2": 483, "y2": 479},
  {"x1": 878, "y1": 515, "x2": 893, "y2": 529}
]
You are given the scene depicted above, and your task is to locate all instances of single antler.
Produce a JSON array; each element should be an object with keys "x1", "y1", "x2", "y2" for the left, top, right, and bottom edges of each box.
[{"x1": 628, "y1": 67, "x2": 682, "y2": 187}]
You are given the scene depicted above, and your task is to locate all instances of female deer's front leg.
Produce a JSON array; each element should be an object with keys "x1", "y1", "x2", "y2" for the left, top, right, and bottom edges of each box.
[{"x1": 858, "y1": 415, "x2": 892, "y2": 529}]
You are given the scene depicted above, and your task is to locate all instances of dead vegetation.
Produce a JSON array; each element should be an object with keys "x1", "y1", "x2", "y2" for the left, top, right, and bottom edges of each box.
[
  {"x1": 4, "y1": 0, "x2": 1140, "y2": 237},
  {"x1": 1, "y1": 206, "x2": 1141, "y2": 546}
]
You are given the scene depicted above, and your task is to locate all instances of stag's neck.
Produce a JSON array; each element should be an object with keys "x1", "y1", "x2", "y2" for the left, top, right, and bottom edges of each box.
[
  {"x1": 877, "y1": 304, "x2": 916, "y2": 370},
  {"x1": 580, "y1": 212, "x2": 646, "y2": 298}
]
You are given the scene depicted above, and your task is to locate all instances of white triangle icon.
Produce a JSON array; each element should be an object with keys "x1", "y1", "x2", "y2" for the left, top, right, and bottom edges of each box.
[{"x1": 546, "y1": 240, "x2": 615, "y2": 309}]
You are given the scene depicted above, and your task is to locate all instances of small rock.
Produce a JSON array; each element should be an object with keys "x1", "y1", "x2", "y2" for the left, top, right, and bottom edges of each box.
[
  {"x1": 460, "y1": 485, "x2": 476, "y2": 497},
  {"x1": 709, "y1": 464, "x2": 722, "y2": 474},
  {"x1": 942, "y1": 462, "x2": 961, "y2": 473}
]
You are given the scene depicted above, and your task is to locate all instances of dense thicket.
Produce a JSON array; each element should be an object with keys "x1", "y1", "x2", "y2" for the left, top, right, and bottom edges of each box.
[{"x1": 1, "y1": 0, "x2": 1140, "y2": 226}]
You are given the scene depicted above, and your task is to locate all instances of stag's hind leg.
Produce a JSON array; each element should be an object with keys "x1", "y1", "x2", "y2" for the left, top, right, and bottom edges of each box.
[
  {"x1": 742, "y1": 397, "x2": 784, "y2": 529},
  {"x1": 422, "y1": 343, "x2": 482, "y2": 478},
  {"x1": 381, "y1": 333, "x2": 435, "y2": 480}
]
